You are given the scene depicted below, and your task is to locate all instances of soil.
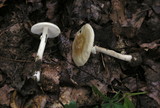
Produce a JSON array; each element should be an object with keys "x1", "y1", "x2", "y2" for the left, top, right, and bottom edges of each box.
[{"x1": 0, "y1": 0, "x2": 160, "y2": 108}]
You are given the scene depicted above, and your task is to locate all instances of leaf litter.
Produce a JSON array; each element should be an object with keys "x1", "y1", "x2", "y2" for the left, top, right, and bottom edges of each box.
[{"x1": 0, "y1": 0, "x2": 160, "y2": 107}]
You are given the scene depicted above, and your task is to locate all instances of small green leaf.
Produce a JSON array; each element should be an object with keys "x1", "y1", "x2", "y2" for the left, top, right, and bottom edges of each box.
[
  {"x1": 101, "y1": 103, "x2": 111, "y2": 108},
  {"x1": 112, "y1": 91, "x2": 121, "y2": 102},
  {"x1": 94, "y1": 106, "x2": 99, "y2": 108},
  {"x1": 92, "y1": 85, "x2": 109, "y2": 101},
  {"x1": 125, "y1": 92, "x2": 147, "y2": 97},
  {"x1": 123, "y1": 97, "x2": 135, "y2": 108},
  {"x1": 64, "y1": 101, "x2": 78, "y2": 108},
  {"x1": 113, "y1": 103, "x2": 124, "y2": 108},
  {"x1": 102, "y1": 103, "x2": 124, "y2": 108}
]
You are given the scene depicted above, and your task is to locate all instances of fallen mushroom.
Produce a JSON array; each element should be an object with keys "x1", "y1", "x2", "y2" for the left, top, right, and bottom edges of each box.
[
  {"x1": 31, "y1": 22, "x2": 61, "y2": 81},
  {"x1": 72, "y1": 23, "x2": 141, "y2": 66}
]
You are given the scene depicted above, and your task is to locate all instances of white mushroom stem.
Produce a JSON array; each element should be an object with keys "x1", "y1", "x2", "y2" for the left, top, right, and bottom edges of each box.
[
  {"x1": 33, "y1": 71, "x2": 41, "y2": 82},
  {"x1": 36, "y1": 26, "x2": 48, "y2": 61},
  {"x1": 34, "y1": 27, "x2": 48, "y2": 82},
  {"x1": 92, "y1": 45, "x2": 132, "y2": 62}
]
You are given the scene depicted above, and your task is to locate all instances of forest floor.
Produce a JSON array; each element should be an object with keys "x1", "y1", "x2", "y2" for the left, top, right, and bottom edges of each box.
[{"x1": 0, "y1": 0, "x2": 160, "y2": 108}]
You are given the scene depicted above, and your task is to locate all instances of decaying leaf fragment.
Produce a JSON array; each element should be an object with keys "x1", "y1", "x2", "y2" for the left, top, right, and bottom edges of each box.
[
  {"x1": 110, "y1": 0, "x2": 127, "y2": 26},
  {"x1": 0, "y1": 85, "x2": 14, "y2": 106},
  {"x1": 140, "y1": 39, "x2": 160, "y2": 50},
  {"x1": 59, "y1": 87, "x2": 91, "y2": 106},
  {"x1": 24, "y1": 95, "x2": 48, "y2": 108},
  {"x1": 0, "y1": 0, "x2": 7, "y2": 8}
]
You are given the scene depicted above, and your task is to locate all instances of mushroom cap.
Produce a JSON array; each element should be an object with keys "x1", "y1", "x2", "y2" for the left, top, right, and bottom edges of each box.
[
  {"x1": 31, "y1": 22, "x2": 61, "y2": 38},
  {"x1": 72, "y1": 23, "x2": 95, "y2": 66}
]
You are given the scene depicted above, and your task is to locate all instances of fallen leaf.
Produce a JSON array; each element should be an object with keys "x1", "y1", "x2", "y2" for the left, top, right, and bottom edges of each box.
[
  {"x1": 0, "y1": 84, "x2": 14, "y2": 106},
  {"x1": 59, "y1": 87, "x2": 92, "y2": 106},
  {"x1": 10, "y1": 91, "x2": 21, "y2": 108},
  {"x1": 41, "y1": 64, "x2": 61, "y2": 92},
  {"x1": 0, "y1": 0, "x2": 6, "y2": 8},
  {"x1": 50, "y1": 101, "x2": 63, "y2": 108},
  {"x1": 88, "y1": 79, "x2": 108, "y2": 95},
  {"x1": 140, "y1": 39, "x2": 160, "y2": 50},
  {"x1": 24, "y1": 95, "x2": 48, "y2": 108},
  {"x1": 142, "y1": 59, "x2": 160, "y2": 105},
  {"x1": 110, "y1": 0, "x2": 127, "y2": 26},
  {"x1": 46, "y1": 1, "x2": 57, "y2": 19},
  {"x1": 26, "y1": 0, "x2": 41, "y2": 3}
]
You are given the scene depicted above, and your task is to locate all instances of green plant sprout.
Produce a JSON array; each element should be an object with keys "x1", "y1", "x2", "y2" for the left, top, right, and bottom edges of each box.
[
  {"x1": 63, "y1": 86, "x2": 146, "y2": 108},
  {"x1": 64, "y1": 101, "x2": 78, "y2": 108},
  {"x1": 91, "y1": 85, "x2": 147, "y2": 108}
]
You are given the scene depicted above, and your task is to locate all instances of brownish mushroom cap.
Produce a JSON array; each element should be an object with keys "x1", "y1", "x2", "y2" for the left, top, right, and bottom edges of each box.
[{"x1": 72, "y1": 24, "x2": 95, "y2": 66}]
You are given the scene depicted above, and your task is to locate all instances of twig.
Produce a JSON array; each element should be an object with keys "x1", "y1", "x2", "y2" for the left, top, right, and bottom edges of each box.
[{"x1": 0, "y1": 56, "x2": 33, "y2": 63}]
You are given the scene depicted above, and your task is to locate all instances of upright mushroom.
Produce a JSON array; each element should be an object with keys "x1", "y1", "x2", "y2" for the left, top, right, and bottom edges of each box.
[
  {"x1": 31, "y1": 22, "x2": 61, "y2": 81},
  {"x1": 72, "y1": 24, "x2": 141, "y2": 66}
]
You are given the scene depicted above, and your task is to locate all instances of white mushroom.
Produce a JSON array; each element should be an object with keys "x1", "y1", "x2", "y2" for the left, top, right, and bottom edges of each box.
[
  {"x1": 31, "y1": 22, "x2": 61, "y2": 61},
  {"x1": 72, "y1": 23, "x2": 141, "y2": 66},
  {"x1": 31, "y1": 22, "x2": 61, "y2": 81}
]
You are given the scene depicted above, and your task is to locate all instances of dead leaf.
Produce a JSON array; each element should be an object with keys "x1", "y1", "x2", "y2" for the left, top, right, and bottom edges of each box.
[
  {"x1": 46, "y1": 1, "x2": 57, "y2": 19},
  {"x1": 59, "y1": 87, "x2": 92, "y2": 105},
  {"x1": 148, "y1": 81, "x2": 160, "y2": 105},
  {"x1": 142, "y1": 59, "x2": 160, "y2": 105},
  {"x1": 140, "y1": 39, "x2": 160, "y2": 50},
  {"x1": 110, "y1": 0, "x2": 127, "y2": 26},
  {"x1": 24, "y1": 95, "x2": 48, "y2": 108},
  {"x1": 0, "y1": 84, "x2": 14, "y2": 106},
  {"x1": 103, "y1": 56, "x2": 122, "y2": 84},
  {"x1": 41, "y1": 64, "x2": 61, "y2": 92},
  {"x1": 122, "y1": 77, "x2": 145, "y2": 92},
  {"x1": 50, "y1": 101, "x2": 63, "y2": 108},
  {"x1": 10, "y1": 91, "x2": 20, "y2": 108},
  {"x1": 88, "y1": 79, "x2": 108, "y2": 94},
  {"x1": 26, "y1": 0, "x2": 41, "y2": 3},
  {"x1": 9, "y1": 23, "x2": 21, "y2": 34},
  {"x1": 131, "y1": 9, "x2": 145, "y2": 29},
  {"x1": 0, "y1": 0, "x2": 6, "y2": 8},
  {"x1": 59, "y1": 87, "x2": 72, "y2": 105},
  {"x1": 0, "y1": 74, "x2": 3, "y2": 82}
]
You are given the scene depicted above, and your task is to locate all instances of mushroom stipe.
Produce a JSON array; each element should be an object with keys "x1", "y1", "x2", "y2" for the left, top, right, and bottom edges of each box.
[
  {"x1": 31, "y1": 22, "x2": 61, "y2": 81},
  {"x1": 72, "y1": 23, "x2": 142, "y2": 66}
]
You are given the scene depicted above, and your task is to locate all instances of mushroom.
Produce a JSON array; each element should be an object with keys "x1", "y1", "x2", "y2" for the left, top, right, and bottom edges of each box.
[
  {"x1": 72, "y1": 23, "x2": 141, "y2": 66},
  {"x1": 31, "y1": 22, "x2": 61, "y2": 81},
  {"x1": 31, "y1": 22, "x2": 61, "y2": 61}
]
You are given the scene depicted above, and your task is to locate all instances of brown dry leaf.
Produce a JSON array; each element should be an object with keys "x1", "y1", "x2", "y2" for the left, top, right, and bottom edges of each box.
[
  {"x1": 58, "y1": 34, "x2": 72, "y2": 60},
  {"x1": 148, "y1": 81, "x2": 160, "y2": 105},
  {"x1": 26, "y1": 0, "x2": 41, "y2": 3},
  {"x1": 0, "y1": 84, "x2": 14, "y2": 106},
  {"x1": 140, "y1": 39, "x2": 160, "y2": 50},
  {"x1": 142, "y1": 59, "x2": 160, "y2": 105},
  {"x1": 59, "y1": 87, "x2": 91, "y2": 105},
  {"x1": 122, "y1": 77, "x2": 145, "y2": 92},
  {"x1": 41, "y1": 64, "x2": 61, "y2": 92},
  {"x1": 110, "y1": 0, "x2": 127, "y2": 26},
  {"x1": 59, "y1": 87, "x2": 72, "y2": 105},
  {"x1": 88, "y1": 79, "x2": 108, "y2": 95},
  {"x1": 24, "y1": 95, "x2": 48, "y2": 108},
  {"x1": 103, "y1": 56, "x2": 122, "y2": 84},
  {"x1": 10, "y1": 91, "x2": 20, "y2": 108},
  {"x1": 46, "y1": 1, "x2": 57, "y2": 19},
  {"x1": 71, "y1": 88, "x2": 91, "y2": 104},
  {"x1": 0, "y1": 0, "x2": 6, "y2": 8},
  {"x1": 152, "y1": 0, "x2": 160, "y2": 14},
  {"x1": 9, "y1": 23, "x2": 21, "y2": 34},
  {"x1": 50, "y1": 101, "x2": 63, "y2": 108},
  {"x1": 131, "y1": 9, "x2": 145, "y2": 29},
  {"x1": 0, "y1": 74, "x2": 3, "y2": 82},
  {"x1": 72, "y1": 0, "x2": 109, "y2": 24}
]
